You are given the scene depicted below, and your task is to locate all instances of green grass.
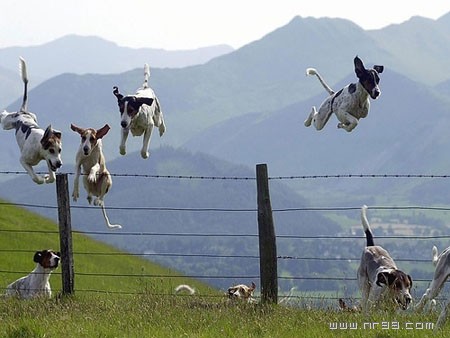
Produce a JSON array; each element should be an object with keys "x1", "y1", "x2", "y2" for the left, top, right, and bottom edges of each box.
[{"x1": 1, "y1": 200, "x2": 449, "y2": 337}]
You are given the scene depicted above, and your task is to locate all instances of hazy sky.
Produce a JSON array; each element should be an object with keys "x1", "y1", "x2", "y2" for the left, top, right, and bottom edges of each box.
[{"x1": 1, "y1": 1, "x2": 449, "y2": 50}]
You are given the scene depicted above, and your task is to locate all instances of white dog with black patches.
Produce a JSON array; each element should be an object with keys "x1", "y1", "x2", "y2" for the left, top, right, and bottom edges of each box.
[
  {"x1": 0, "y1": 57, "x2": 62, "y2": 184},
  {"x1": 304, "y1": 56, "x2": 384, "y2": 132},
  {"x1": 357, "y1": 205, "x2": 412, "y2": 311},
  {"x1": 112, "y1": 63, "x2": 166, "y2": 159},
  {"x1": 5, "y1": 249, "x2": 60, "y2": 299},
  {"x1": 71, "y1": 123, "x2": 122, "y2": 230},
  {"x1": 416, "y1": 246, "x2": 450, "y2": 330}
]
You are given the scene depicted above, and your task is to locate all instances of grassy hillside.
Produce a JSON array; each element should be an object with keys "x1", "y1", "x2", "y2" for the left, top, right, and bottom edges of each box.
[
  {"x1": 0, "y1": 202, "x2": 448, "y2": 336},
  {"x1": 0, "y1": 199, "x2": 214, "y2": 296}
]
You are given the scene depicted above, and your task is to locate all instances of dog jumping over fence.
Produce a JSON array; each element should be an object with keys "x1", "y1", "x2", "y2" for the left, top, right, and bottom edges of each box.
[
  {"x1": 0, "y1": 57, "x2": 62, "y2": 184},
  {"x1": 71, "y1": 123, "x2": 122, "y2": 230},
  {"x1": 357, "y1": 205, "x2": 412, "y2": 311},
  {"x1": 112, "y1": 63, "x2": 166, "y2": 159},
  {"x1": 416, "y1": 245, "x2": 450, "y2": 330},
  {"x1": 5, "y1": 249, "x2": 60, "y2": 299},
  {"x1": 304, "y1": 56, "x2": 384, "y2": 132}
]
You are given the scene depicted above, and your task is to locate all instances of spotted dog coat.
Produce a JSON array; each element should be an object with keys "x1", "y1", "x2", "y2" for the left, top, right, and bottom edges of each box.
[
  {"x1": 5, "y1": 250, "x2": 60, "y2": 299},
  {"x1": 304, "y1": 56, "x2": 384, "y2": 132},
  {"x1": 227, "y1": 282, "x2": 256, "y2": 303},
  {"x1": 357, "y1": 206, "x2": 412, "y2": 311},
  {"x1": 0, "y1": 58, "x2": 62, "y2": 184},
  {"x1": 113, "y1": 63, "x2": 166, "y2": 159}
]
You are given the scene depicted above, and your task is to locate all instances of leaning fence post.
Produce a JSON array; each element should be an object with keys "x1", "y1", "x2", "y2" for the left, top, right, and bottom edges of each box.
[
  {"x1": 256, "y1": 163, "x2": 277, "y2": 304},
  {"x1": 56, "y1": 173, "x2": 75, "y2": 295}
]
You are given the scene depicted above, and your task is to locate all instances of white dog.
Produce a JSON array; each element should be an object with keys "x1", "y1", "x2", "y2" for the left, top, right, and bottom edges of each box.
[
  {"x1": 0, "y1": 57, "x2": 62, "y2": 184},
  {"x1": 112, "y1": 63, "x2": 166, "y2": 159},
  {"x1": 357, "y1": 205, "x2": 412, "y2": 311},
  {"x1": 416, "y1": 246, "x2": 450, "y2": 330},
  {"x1": 71, "y1": 123, "x2": 122, "y2": 230},
  {"x1": 5, "y1": 249, "x2": 60, "y2": 299},
  {"x1": 304, "y1": 56, "x2": 384, "y2": 132}
]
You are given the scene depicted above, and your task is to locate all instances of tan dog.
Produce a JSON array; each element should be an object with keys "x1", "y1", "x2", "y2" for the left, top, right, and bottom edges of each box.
[{"x1": 71, "y1": 123, "x2": 121, "y2": 229}]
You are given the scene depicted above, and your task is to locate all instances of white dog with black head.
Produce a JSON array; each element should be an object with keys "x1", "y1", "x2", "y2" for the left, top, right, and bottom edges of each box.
[
  {"x1": 0, "y1": 57, "x2": 62, "y2": 184},
  {"x1": 112, "y1": 63, "x2": 166, "y2": 159}
]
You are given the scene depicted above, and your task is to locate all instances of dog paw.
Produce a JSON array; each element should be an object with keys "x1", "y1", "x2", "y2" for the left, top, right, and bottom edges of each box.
[
  {"x1": 94, "y1": 198, "x2": 104, "y2": 206},
  {"x1": 141, "y1": 150, "x2": 149, "y2": 159},
  {"x1": 88, "y1": 173, "x2": 97, "y2": 183},
  {"x1": 33, "y1": 176, "x2": 45, "y2": 184},
  {"x1": 119, "y1": 146, "x2": 126, "y2": 155},
  {"x1": 72, "y1": 192, "x2": 79, "y2": 202},
  {"x1": 87, "y1": 196, "x2": 93, "y2": 205}
]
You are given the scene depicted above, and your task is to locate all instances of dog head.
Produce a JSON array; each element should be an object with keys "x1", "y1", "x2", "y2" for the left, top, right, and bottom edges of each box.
[
  {"x1": 354, "y1": 56, "x2": 384, "y2": 100},
  {"x1": 227, "y1": 282, "x2": 256, "y2": 302},
  {"x1": 40, "y1": 125, "x2": 62, "y2": 172},
  {"x1": 376, "y1": 269, "x2": 413, "y2": 310},
  {"x1": 71, "y1": 123, "x2": 110, "y2": 156},
  {"x1": 33, "y1": 249, "x2": 60, "y2": 271},
  {"x1": 112, "y1": 86, "x2": 154, "y2": 129}
]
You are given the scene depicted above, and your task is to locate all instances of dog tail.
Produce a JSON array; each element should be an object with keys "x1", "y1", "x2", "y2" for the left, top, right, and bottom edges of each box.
[
  {"x1": 306, "y1": 67, "x2": 335, "y2": 96},
  {"x1": 432, "y1": 246, "x2": 439, "y2": 266},
  {"x1": 143, "y1": 63, "x2": 150, "y2": 89},
  {"x1": 100, "y1": 203, "x2": 122, "y2": 230},
  {"x1": 175, "y1": 284, "x2": 196, "y2": 295},
  {"x1": 19, "y1": 57, "x2": 29, "y2": 113},
  {"x1": 361, "y1": 205, "x2": 375, "y2": 247}
]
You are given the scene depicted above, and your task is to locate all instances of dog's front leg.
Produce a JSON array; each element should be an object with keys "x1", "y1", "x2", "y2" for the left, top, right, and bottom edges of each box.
[
  {"x1": 20, "y1": 159, "x2": 45, "y2": 184},
  {"x1": 141, "y1": 125, "x2": 154, "y2": 159},
  {"x1": 337, "y1": 112, "x2": 358, "y2": 132},
  {"x1": 45, "y1": 162, "x2": 56, "y2": 184},
  {"x1": 72, "y1": 163, "x2": 81, "y2": 201},
  {"x1": 88, "y1": 163, "x2": 100, "y2": 183},
  {"x1": 119, "y1": 128, "x2": 129, "y2": 155}
]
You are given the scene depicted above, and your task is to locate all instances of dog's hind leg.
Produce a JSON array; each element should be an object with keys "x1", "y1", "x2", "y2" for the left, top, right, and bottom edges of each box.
[{"x1": 304, "y1": 106, "x2": 332, "y2": 131}]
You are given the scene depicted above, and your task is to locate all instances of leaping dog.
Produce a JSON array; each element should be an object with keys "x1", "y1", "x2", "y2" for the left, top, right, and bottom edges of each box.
[
  {"x1": 71, "y1": 123, "x2": 122, "y2": 230},
  {"x1": 304, "y1": 56, "x2": 384, "y2": 132},
  {"x1": 416, "y1": 246, "x2": 450, "y2": 330},
  {"x1": 112, "y1": 63, "x2": 166, "y2": 159},
  {"x1": 357, "y1": 205, "x2": 412, "y2": 311},
  {"x1": 0, "y1": 58, "x2": 62, "y2": 184},
  {"x1": 5, "y1": 249, "x2": 60, "y2": 299}
]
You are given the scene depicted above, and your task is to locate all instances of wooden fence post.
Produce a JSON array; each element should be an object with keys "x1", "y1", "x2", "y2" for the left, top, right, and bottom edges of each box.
[
  {"x1": 56, "y1": 173, "x2": 75, "y2": 295},
  {"x1": 256, "y1": 163, "x2": 277, "y2": 304}
]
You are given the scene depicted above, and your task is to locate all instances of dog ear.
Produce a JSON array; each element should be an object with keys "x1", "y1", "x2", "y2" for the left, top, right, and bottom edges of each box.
[
  {"x1": 70, "y1": 123, "x2": 83, "y2": 135},
  {"x1": 373, "y1": 65, "x2": 384, "y2": 74},
  {"x1": 113, "y1": 86, "x2": 123, "y2": 101},
  {"x1": 407, "y1": 275, "x2": 412, "y2": 288},
  {"x1": 354, "y1": 56, "x2": 366, "y2": 78},
  {"x1": 376, "y1": 271, "x2": 396, "y2": 287},
  {"x1": 96, "y1": 124, "x2": 110, "y2": 139},
  {"x1": 250, "y1": 282, "x2": 256, "y2": 291},
  {"x1": 33, "y1": 251, "x2": 43, "y2": 263}
]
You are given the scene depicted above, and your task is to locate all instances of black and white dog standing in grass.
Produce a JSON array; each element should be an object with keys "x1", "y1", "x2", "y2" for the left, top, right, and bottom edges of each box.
[
  {"x1": 357, "y1": 205, "x2": 413, "y2": 311},
  {"x1": 0, "y1": 57, "x2": 62, "y2": 184}
]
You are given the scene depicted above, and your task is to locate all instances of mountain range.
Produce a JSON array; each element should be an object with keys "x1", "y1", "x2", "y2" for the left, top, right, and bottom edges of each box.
[{"x1": 1, "y1": 13, "x2": 450, "y2": 291}]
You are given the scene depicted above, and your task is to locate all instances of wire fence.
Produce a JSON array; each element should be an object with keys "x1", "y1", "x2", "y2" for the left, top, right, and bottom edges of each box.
[{"x1": 1, "y1": 170, "x2": 450, "y2": 303}]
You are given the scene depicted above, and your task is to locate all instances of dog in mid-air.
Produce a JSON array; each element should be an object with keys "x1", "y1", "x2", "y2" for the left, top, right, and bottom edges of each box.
[
  {"x1": 112, "y1": 63, "x2": 166, "y2": 159},
  {"x1": 0, "y1": 57, "x2": 62, "y2": 184},
  {"x1": 5, "y1": 249, "x2": 60, "y2": 299},
  {"x1": 304, "y1": 56, "x2": 384, "y2": 132},
  {"x1": 71, "y1": 123, "x2": 122, "y2": 230},
  {"x1": 357, "y1": 205, "x2": 412, "y2": 311}
]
